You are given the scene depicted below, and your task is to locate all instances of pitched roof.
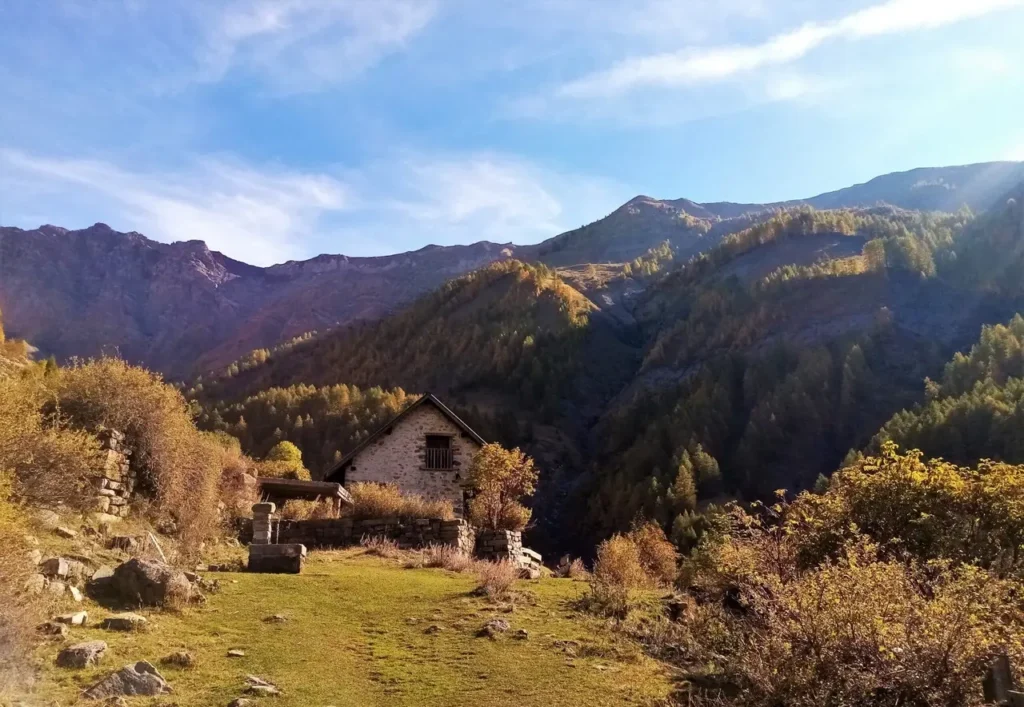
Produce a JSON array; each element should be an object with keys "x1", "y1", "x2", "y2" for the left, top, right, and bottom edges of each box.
[
  {"x1": 323, "y1": 393, "x2": 486, "y2": 482},
  {"x1": 257, "y1": 477, "x2": 353, "y2": 505}
]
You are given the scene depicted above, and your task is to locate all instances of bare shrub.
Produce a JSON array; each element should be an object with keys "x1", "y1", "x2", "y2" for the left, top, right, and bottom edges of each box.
[
  {"x1": 48, "y1": 358, "x2": 223, "y2": 558},
  {"x1": 567, "y1": 558, "x2": 589, "y2": 579},
  {"x1": 475, "y1": 560, "x2": 519, "y2": 600},
  {"x1": 628, "y1": 521, "x2": 679, "y2": 586},
  {"x1": 279, "y1": 499, "x2": 335, "y2": 521},
  {"x1": 345, "y1": 482, "x2": 454, "y2": 521},
  {"x1": 359, "y1": 534, "x2": 400, "y2": 559},
  {"x1": 586, "y1": 534, "x2": 650, "y2": 617}
]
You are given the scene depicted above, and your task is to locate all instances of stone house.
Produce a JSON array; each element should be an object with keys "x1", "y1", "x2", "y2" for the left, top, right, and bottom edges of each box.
[{"x1": 323, "y1": 394, "x2": 486, "y2": 517}]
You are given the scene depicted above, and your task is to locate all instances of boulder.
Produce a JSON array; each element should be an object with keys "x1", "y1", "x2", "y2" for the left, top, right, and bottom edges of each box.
[
  {"x1": 55, "y1": 611, "x2": 88, "y2": 626},
  {"x1": 40, "y1": 557, "x2": 70, "y2": 578},
  {"x1": 55, "y1": 526, "x2": 78, "y2": 539},
  {"x1": 109, "y1": 558, "x2": 193, "y2": 607},
  {"x1": 82, "y1": 661, "x2": 172, "y2": 699},
  {"x1": 47, "y1": 580, "x2": 68, "y2": 598},
  {"x1": 56, "y1": 640, "x2": 107, "y2": 668},
  {"x1": 514, "y1": 628, "x2": 529, "y2": 640},
  {"x1": 26, "y1": 548, "x2": 43, "y2": 565},
  {"x1": 101, "y1": 613, "x2": 148, "y2": 632},
  {"x1": 69, "y1": 586, "x2": 84, "y2": 602},
  {"x1": 91, "y1": 565, "x2": 115, "y2": 582}
]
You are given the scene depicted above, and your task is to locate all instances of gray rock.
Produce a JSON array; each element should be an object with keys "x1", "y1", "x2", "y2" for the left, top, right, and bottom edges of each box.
[
  {"x1": 514, "y1": 628, "x2": 529, "y2": 640},
  {"x1": 38, "y1": 621, "x2": 69, "y2": 638},
  {"x1": 35, "y1": 509, "x2": 60, "y2": 530},
  {"x1": 47, "y1": 580, "x2": 68, "y2": 597},
  {"x1": 55, "y1": 611, "x2": 88, "y2": 626},
  {"x1": 262, "y1": 614, "x2": 288, "y2": 624},
  {"x1": 54, "y1": 526, "x2": 77, "y2": 539},
  {"x1": 69, "y1": 586, "x2": 84, "y2": 602},
  {"x1": 24, "y1": 573, "x2": 47, "y2": 594},
  {"x1": 228, "y1": 700, "x2": 255, "y2": 707},
  {"x1": 477, "y1": 618, "x2": 511, "y2": 638},
  {"x1": 91, "y1": 565, "x2": 115, "y2": 581},
  {"x1": 109, "y1": 558, "x2": 193, "y2": 607},
  {"x1": 26, "y1": 549, "x2": 43, "y2": 565},
  {"x1": 40, "y1": 557, "x2": 70, "y2": 578},
  {"x1": 101, "y1": 613, "x2": 148, "y2": 632},
  {"x1": 227, "y1": 649, "x2": 246, "y2": 658},
  {"x1": 82, "y1": 661, "x2": 172, "y2": 699},
  {"x1": 108, "y1": 536, "x2": 140, "y2": 553},
  {"x1": 56, "y1": 640, "x2": 107, "y2": 668},
  {"x1": 244, "y1": 676, "x2": 280, "y2": 697}
]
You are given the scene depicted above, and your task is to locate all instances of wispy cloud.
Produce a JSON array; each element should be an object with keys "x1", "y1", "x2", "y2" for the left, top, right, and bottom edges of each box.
[
  {"x1": 0, "y1": 149, "x2": 350, "y2": 266},
  {"x1": 200, "y1": 0, "x2": 438, "y2": 91},
  {"x1": 556, "y1": 0, "x2": 1024, "y2": 99},
  {"x1": 0, "y1": 148, "x2": 628, "y2": 262}
]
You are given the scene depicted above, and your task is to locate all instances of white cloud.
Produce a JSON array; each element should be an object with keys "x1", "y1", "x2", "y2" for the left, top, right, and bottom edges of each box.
[
  {"x1": 200, "y1": 0, "x2": 437, "y2": 91},
  {"x1": 0, "y1": 149, "x2": 350, "y2": 266},
  {"x1": 0, "y1": 148, "x2": 628, "y2": 262},
  {"x1": 557, "y1": 0, "x2": 1024, "y2": 99}
]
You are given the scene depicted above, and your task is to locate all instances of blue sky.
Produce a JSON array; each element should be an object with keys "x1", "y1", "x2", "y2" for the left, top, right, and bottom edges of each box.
[{"x1": 2, "y1": 0, "x2": 1024, "y2": 265}]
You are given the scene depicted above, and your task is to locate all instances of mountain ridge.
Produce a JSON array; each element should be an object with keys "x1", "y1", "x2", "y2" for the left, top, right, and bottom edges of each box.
[{"x1": 2, "y1": 161, "x2": 1022, "y2": 375}]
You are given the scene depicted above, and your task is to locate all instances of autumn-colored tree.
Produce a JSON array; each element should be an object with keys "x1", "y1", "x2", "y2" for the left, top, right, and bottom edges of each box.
[
  {"x1": 467, "y1": 443, "x2": 537, "y2": 531},
  {"x1": 258, "y1": 441, "x2": 311, "y2": 481}
]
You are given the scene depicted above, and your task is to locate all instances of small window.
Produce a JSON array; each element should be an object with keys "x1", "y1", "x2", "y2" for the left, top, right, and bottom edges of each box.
[{"x1": 425, "y1": 435, "x2": 453, "y2": 470}]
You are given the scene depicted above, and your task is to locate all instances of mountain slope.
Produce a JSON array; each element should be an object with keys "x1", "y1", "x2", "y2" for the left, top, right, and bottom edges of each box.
[
  {"x1": 0, "y1": 223, "x2": 515, "y2": 376},
  {"x1": 2, "y1": 161, "x2": 1020, "y2": 378}
]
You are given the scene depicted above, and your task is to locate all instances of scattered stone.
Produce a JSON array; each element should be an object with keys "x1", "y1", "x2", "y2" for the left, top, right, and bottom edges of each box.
[
  {"x1": 228, "y1": 699, "x2": 254, "y2": 707},
  {"x1": 104, "y1": 698, "x2": 128, "y2": 707},
  {"x1": 244, "y1": 675, "x2": 280, "y2": 697},
  {"x1": 41, "y1": 557, "x2": 70, "y2": 578},
  {"x1": 227, "y1": 649, "x2": 246, "y2": 658},
  {"x1": 47, "y1": 580, "x2": 68, "y2": 598},
  {"x1": 513, "y1": 628, "x2": 529, "y2": 640},
  {"x1": 35, "y1": 509, "x2": 60, "y2": 530},
  {"x1": 262, "y1": 614, "x2": 288, "y2": 624},
  {"x1": 38, "y1": 621, "x2": 70, "y2": 638},
  {"x1": 477, "y1": 618, "x2": 511, "y2": 639},
  {"x1": 24, "y1": 573, "x2": 47, "y2": 595},
  {"x1": 553, "y1": 639, "x2": 580, "y2": 657},
  {"x1": 82, "y1": 661, "x2": 172, "y2": 699},
  {"x1": 54, "y1": 526, "x2": 78, "y2": 539},
  {"x1": 91, "y1": 512, "x2": 122, "y2": 527},
  {"x1": 56, "y1": 640, "x2": 107, "y2": 668},
  {"x1": 69, "y1": 586, "x2": 84, "y2": 602},
  {"x1": 101, "y1": 613, "x2": 148, "y2": 632},
  {"x1": 424, "y1": 624, "x2": 443, "y2": 635},
  {"x1": 108, "y1": 535, "x2": 140, "y2": 553},
  {"x1": 109, "y1": 558, "x2": 193, "y2": 607},
  {"x1": 161, "y1": 651, "x2": 196, "y2": 669},
  {"x1": 26, "y1": 548, "x2": 43, "y2": 565},
  {"x1": 55, "y1": 611, "x2": 88, "y2": 626}
]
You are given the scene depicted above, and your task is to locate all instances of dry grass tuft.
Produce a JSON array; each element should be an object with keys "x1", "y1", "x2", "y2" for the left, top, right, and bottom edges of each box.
[
  {"x1": 345, "y1": 482, "x2": 454, "y2": 521},
  {"x1": 474, "y1": 560, "x2": 519, "y2": 601},
  {"x1": 279, "y1": 498, "x2": 336, "y2": 521},
  {"x1": 359, "y1": 534, "x2": 401, "y2": 559}
]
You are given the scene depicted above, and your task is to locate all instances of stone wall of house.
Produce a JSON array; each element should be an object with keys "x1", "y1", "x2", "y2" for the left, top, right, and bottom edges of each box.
[
  {"x1": 239, "y1": 517, "x2": 476, "y2": 554},
  {"x1": 91, "y1": 429, "x2": 135, "y2": 518},
  {"x1": 344, "y1": 403, "x2": 481, "y2": 516}
]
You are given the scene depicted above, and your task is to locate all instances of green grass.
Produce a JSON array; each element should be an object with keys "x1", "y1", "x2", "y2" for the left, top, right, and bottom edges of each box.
[{"x1": 33, "y1": 549, "x2": 673, "y2": 706}]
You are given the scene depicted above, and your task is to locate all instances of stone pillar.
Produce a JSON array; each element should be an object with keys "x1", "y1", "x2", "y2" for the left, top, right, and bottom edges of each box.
[{"x1": 251, "y1": 503, "x2": 276, "y2": 545}]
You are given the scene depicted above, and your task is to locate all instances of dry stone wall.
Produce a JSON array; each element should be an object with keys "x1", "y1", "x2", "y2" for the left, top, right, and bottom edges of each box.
[
  {"x1": 239, "y1": 517, "x2": 476, "y2": 554},
  {"x1": 91, "y1": 429, "x2": 135, "y2": 518}
]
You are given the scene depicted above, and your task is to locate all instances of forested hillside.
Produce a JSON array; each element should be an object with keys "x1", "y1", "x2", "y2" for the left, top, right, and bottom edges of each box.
[{"x1": 188, "y1": 188, "x2": 1024, "y2": 554}]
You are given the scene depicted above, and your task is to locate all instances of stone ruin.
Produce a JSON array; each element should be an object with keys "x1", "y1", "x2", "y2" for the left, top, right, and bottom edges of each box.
[{"x1": 91, "y1": 429, "x2": 135, "y2": 518}]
